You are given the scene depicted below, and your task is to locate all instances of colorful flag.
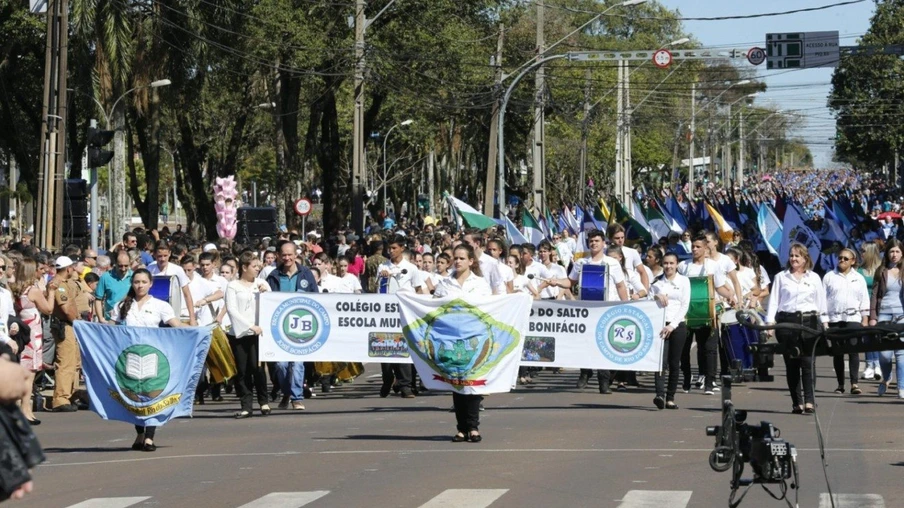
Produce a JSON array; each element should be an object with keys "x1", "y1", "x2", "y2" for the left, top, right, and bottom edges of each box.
[
  {"x1": 705, "y1": 201, "x2": 734, "y2": 244},
  {"x1": 778, "y1": 203, "x2": 821, "y2": 266},
  {"x1": 562, "y1": 206, "x2": 580, "y2": 235},
  {"x1": 398, "y1": 292, "x2": 531, "y2": 394},
  {"x1": 757, "y1": 203, "x2": 782, "y2": 256},
  {"x1": 545, "y1": 209, "x2": 559, "y2": 236},
  {"x1": 593, "y1": 204, "x2": 609, "y2": 232},
  {"x1": 613, "y1": 201, "x2": 652, "y2": 246},
  {"x1": 74, "y1": 321, "x2": 212, "y2": 426},
  {"x1": 665, "y1": 196, "x2": 688, "y2": 232},
  {"x1": 447, "y1": 196, "x2": 497, "y2": 230},
  {"x1": 642, "y1": 202, "x2": 672, "y2": 244},
  {"x1": 521, "y1": 209, "x2": 545, "y2": 246},
  {"x1": 503, "y1": 215, "x2": 531, "y2": 246}
]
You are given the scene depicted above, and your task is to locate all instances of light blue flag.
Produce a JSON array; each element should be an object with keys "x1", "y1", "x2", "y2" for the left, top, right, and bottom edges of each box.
[
  {"x1": 74, "y1": 322, "x2": 212, "y2": 427},
  {"x1": 503, "y1": 215, "x2": 531, "y2": 246},
  {"x1": 757, "y1": 203, "x2": 783, "y2": 257},
  {"x1": 778, "y1": 203, "x2": 822, "y2": 266}
]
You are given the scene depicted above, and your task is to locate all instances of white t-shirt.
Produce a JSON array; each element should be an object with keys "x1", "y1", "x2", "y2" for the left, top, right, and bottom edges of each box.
[
  {"x1": 183, "y1": 275, "x2": 217, "y2": 325},
  {"x1": 111, "y1": 297, "x2": 175, "y2": 327},
  {"x1": 511, "y1": 274, "x2": 531, "y2": 295},
  {"x1": 258, "y1": 265, "x2": 276, "y2": 281},
  {"x1": 621, "y1": 246, "x2": 644, "y2": 277},
  {"x1": 478, "y1": 252, "x2": 505, "y2": 295},
  {"x1": 147, "y1": 262, "x2": 190, "y2": 288},
  {"x1": 678, "y1": 259, "x2": 728, "y2": 290},
  {"x1": 321, "y1": 273, "x2": 362, "y2": 294},
  {"x1": 377, "y1": 259, "x2": 422, "y2": 293},
  {"x1": 540, "y1": 262, "x2": 567, "y2": 299},
  {"x1": 497, "y1": 261, "x2": 515, "y2": 285},
  {"x1": 736, "y1": 266, "x2": 757, "y2": 297},
  {"x1": 568, "y1": 255, "x2": 626, "y2": 301},
  {"x1": 433, "y1": 272, "x2": 492, "y2": 297}
]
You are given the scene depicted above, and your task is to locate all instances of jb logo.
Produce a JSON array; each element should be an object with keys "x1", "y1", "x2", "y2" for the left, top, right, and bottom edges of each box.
[{"x1": 271, "y1": 297, "x2": 331, "y2": 355}]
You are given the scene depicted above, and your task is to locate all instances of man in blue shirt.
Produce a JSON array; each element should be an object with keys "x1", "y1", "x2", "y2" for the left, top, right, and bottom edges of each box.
[
  {"x1": 94, "y1": 250, "x2": 133, "y2": 324},
  {"x1": 266, "y1": 240, "x2": 318, "y2": 410}
]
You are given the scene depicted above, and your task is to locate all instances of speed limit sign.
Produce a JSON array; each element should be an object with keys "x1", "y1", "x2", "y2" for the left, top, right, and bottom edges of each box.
[
  {"x1": 293, "y1": 198, "x2": 312, "y2": 217},
  {"x1": 652, "y1": 49, "x2": 672, "y2": 69},
  {"x1": 747, "y1": 47, "x2": 766, "y2": 66}
]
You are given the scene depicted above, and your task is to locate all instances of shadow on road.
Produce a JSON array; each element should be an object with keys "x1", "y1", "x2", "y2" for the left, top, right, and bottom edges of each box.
[{"x1": 317, "y1": 434, "x2": 452, "y2": 442}]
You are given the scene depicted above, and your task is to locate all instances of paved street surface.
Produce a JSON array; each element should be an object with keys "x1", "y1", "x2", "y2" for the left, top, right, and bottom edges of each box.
[{"x1": 27, "y1": 358, "x2": 903, "y2": 508}]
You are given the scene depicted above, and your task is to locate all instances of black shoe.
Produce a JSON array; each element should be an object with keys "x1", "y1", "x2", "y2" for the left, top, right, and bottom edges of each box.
[
  {"x1": 26, "y1": 418, "x2": 41, "y2": 426},
  {"x1": 468, "y1": 432, "x2": 482, "y2": 443},
  {"x1": 653, "y1": 396, "x2": 665, "y2": 410},
  {"x1": 75, "y1": 401, "x2": 89, "y2": 411},
  {"x1": 142, "y1": 442, "x2": 157, "y2": 452},
  {"x1": 599, "y1": 386, "x2": 612, "y2": 394},
  {"x1": 234, "y1": 410, "x2": 252, "y2": 419},
  {"x1": 260, "y1": 405, "x2": 272, "y2": 416},
  {"x1": 666, "y1": 401, "x2": 679, "y2": 410},
  {"x1": 52, "y1": 404, "x2": 77, "y2": 412},
  {"x1": 225, "y1": 384, "x2": 234, "y2": 395},
  {"x1": 452, "y1": 433, "x2": 467, "y2": 443},
  {"x1": 303, "y1": 387, "x2": 314, "y2": 399},
  {"x1": 131, "y1": 441, "x2": 144, "y2": 451},
  {"x1": 479, "y1": 403, "x2": 485, "y2": 411},
  {"x1": 379, "y1": 382, "x2": 392, "y2": 398},
  {"x1": 401, "y1": 390, "x2": 416, "y2": 399},
  {"x1": 212, "y1": 396, "x2": 224, "y2": 402},
  {"x1": 576, "y1": 376, "x2": 589, "y2": 389}
]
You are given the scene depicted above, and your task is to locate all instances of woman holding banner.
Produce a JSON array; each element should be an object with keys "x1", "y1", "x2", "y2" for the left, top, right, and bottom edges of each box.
[
  {"x1": 433, "y1": 244, "x2": 491, "y2": 443},
  {"x1": 226, "y1": 252, "x2": 272, "y2": 418},
  {"x1": 651, "y1": 253, "x2": 690, "y2": 410},
  {"x1": 110, "y1": 269, "x2": 185, "y2": 452}
]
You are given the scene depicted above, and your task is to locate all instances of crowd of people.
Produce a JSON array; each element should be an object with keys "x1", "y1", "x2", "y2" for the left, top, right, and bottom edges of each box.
[{"x1": 0, "y1": 169, "x2": 902, "y2": 458}]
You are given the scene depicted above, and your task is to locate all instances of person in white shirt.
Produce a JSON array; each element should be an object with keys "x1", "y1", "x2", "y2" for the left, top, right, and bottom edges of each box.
[
  {"x1": 463, "y1": 230, "x2": 505, "y2": 295},
  {"x1": 109, "y1": 269, "x2": 185, "y2": 453},
  {"x1": 678, "y1": 234, "x2": 737, "y2": 395},
  {"x1": 608, "y1": 223, "x2": 650, "y2": 292},
  {"x1": 651, "y1": 253, "x2": 691, "y2": 410},
  {"x1": 146, "y1": 241, "x2": 196, "y2": 326},
  {"x1": 505, "y1": 254, "x2": 537, "y2": 297},
  {"x1": 258, "y1": 247, "x2": 278, "y2": 281},
  {"x1": 547, "y1": 229, "x2": 628, "y2": 393},
  {"x1": 608, "y1": 247, "x2": 647, "y2": 301},
  {"x1": 377, "y1": 236, "x2": 423, "y2": 398},
  {"x1": 425, "y1": 252, "x2": 451, "y2": 294},
  {"x1": 554, "y1": 233, "x2": 574, "y2": 270},
  {"x1": 705, "y1": 231, "x2": 744, "y2": 306},
  {"x1": 434, "y1": 244, "x2": 492, "y2": 443},
  {"x1": 313, "y1": 253, "x2": 343, "y2": 293},
  {"x1": 487, "y1": 239, "x2": 515, "y2": 294},
  {"x1": 765, "y1": 243, "x2": 829, "y2": 414},
  {"x1": 334, "y1": 256, "x2": 363, "y2": 294},
  {"x1": 225, "y1": 251, "x2": 272, "y2": 419},
  {"x1": 536, "y1": 241, "x2": 567, "y2": 299},
  {"x1": 179, "y1": 255, "x2": 219, "y2": 327},
  {"x1": 823, "y1": 248, "x2": 868, "y2": 396},
  {"x1": 520, "y1": 243, "x2": 550, "y2": 296}
]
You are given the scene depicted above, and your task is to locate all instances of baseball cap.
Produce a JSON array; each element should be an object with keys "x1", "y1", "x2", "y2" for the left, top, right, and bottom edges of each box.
[
  {"x1": 203, "y1": 243, "x2": 217, "y2": 252},
  {"x1": 54, "y1": 256, "x2": 74, "y2": 269}
]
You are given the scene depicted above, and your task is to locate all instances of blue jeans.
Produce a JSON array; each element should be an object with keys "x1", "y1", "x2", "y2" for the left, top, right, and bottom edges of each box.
[
  {"x1": 865, "y1": 351, "x2": 880, "y2": 368},
  {"x1": 878, "y1": 350, "x2": 904, "y2": 394},
  {"x1": 275, "y1": 362, "x2": 304, "y2": 402}
]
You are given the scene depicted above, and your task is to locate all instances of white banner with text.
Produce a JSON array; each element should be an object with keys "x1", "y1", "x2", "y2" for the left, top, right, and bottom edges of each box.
[{"x1": 258, "y1": 293, "x2": 665, "y2": 371}]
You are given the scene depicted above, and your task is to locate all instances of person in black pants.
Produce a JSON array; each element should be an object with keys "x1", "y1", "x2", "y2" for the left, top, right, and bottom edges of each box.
[
  {"x1": 765, "y1": 243, "x2": 828, "y2": 414},
  {"x1": 652, "y1": 253, "x2": 691, "y2": 409},
  {"x1": 225, "y1": 252, "x2": 273, "y2": 418},
  {"x1": 823, "y1": 248, "x2": 868, "y2": 395}
]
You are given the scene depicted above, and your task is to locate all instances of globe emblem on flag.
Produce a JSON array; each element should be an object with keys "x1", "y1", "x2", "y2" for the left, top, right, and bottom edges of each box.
[
  {"x1": 270, "y1": 296, "x2": 332, "y2": 355},
  {"x1": 403, "y1": 300, "x2": 521, "y2": 387},
  {"x1": 114, "y1": 345, "x2": 171, "y2": 403},
  {"x1": 595, "y1": 306, "x2": 654, "y2": 366}
]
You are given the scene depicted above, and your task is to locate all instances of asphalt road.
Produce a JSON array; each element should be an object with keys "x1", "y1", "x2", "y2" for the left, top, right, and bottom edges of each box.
[{"x1": 24, "y1": 358, "x2": 904, "y2": 508}]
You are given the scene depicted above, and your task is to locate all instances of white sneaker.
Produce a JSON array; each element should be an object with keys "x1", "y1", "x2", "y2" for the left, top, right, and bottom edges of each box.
[
  {"x1": 863, "y1": 367, "x2": 875, "y2": 380},
  {"x1": 712, "y1": 386, "x2": 721, "y2": 392},
  {"x1": 695, "y1": 375, "x2": 705, "y2": 388},
  {"x1": 704, "y1": 389, "x2": 715, "y2": 395}
]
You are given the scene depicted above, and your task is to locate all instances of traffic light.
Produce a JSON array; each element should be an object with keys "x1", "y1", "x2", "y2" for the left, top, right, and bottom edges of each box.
[{"x1": 87, "y1": 127, "x2": 114, "y2": 168}]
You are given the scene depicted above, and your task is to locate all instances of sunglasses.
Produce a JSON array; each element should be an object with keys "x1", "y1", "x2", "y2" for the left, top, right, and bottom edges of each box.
[
  {"x1": 0, "y1": 266, "x2": 6, "y2": 271},
  {"x1": 838, "y1": 256, "x2": 854, "y2": 262}
]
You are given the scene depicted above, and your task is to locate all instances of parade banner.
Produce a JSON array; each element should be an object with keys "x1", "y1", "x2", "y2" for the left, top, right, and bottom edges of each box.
[
  {"x1": 74, "y1": 322, "x2": 212, "y2": 426},
  {"x1": 398, "y1": 293, "x2": 531, "y2": 394},
  {"x1": 258, "y1": 293, "x2": 665, "y2": 371}
]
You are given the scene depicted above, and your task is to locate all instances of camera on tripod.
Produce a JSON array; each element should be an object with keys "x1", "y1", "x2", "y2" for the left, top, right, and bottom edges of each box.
[{"x1": 707, "y1": 412, "x2": 797, "y2": 485}]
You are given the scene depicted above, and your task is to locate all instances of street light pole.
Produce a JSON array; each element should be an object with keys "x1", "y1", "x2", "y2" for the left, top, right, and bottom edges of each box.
[{"x1": 382, "y1": 119, "x2": 413, "y2": 216}]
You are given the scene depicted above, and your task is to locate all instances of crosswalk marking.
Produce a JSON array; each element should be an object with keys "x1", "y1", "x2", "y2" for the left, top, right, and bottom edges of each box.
[
  {"x1": 819, "y1": 493, "x2": 886, "y2": 508},
  {"x1": 236, "y1": 491, "x2": 330, "y2": 508},
  {"x1": 617, "y1": 490, "x2": 693, "y2": 508},
  {"x1": 66, "y1": 497, "x2": 151, "y2": 508},
  {"x1": 417, "y1": 489, "x2": 509, "y2": 508}
]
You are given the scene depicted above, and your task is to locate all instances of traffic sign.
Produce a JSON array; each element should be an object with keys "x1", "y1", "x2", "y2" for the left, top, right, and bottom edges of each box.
[
  {"x1": 293, "y1": 198, "x2": 312, "y2": 217},
  {"x1": 652, "y1": 49, "x2": 672, "y2": 69},
  {"x1": 765, "y1": 31, "x2": 839, "y2": 69},
  {"x1": 747, "y1": 47, "x2": 766, "y2": 66}
]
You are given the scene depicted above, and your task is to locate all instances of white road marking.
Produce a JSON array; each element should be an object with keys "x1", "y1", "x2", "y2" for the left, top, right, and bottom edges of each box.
[
  {"x1": 819, "y1": 493, "x2": 885, "y2": 508},
  {"x1": 66, "y1": 497, "x2": 151, "y2": 508},
  {"x1": 617, "y1": 490, "x2": 692, "y2": 508},
  {"x1": 418, "y1": 489, "x2": 508, "y2": 508},
  {"x1": 236, "y1": 491, "x2": 330, "y2": 508}
]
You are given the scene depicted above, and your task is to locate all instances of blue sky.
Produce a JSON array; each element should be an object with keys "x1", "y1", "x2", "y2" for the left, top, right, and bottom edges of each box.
[{"x1": 655, "y1": 0, "x2": 875, "y2": 167}]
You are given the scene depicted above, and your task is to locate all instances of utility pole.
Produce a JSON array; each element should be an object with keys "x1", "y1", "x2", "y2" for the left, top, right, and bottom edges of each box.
[
  {"x1": 351, "y1": 0, "x2": 366, "y2": 232},
  {"x1": 579, "y1": 68, "x2": 591, "y2": 203},
  {"x1": 36, "y1": 0, "x2": 68, "y2": 250},
  {"x1": 623, "y1": 61, "x2": 632, "y2": 205},
  {"x1": 484, "y1": 24, "x2": 504, "y2": 216},
  {"x1": 427, "y1": 149, "x2": 435, "y2": 217},
  {"x1": 532, "y1": 2, "x2": 546, "y2": 216},
  {"x1": 615, "y1": 60, "x2": 624, "y2": 205},
  {"x1": 737, "y1": 109, "x2": 745, "y2": 186},
  {"x1": 724, "y1": 104, "x2": 732, "y2": 185},
  {"x1": 687, "y1": 82, "x2": 696, "y2": 199}
]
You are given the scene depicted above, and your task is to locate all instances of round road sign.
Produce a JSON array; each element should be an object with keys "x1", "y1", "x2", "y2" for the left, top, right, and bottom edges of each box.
[
  {"x1": 652, "y1": 49, "x2": 672, "y2": 69},
  {"x1": 293, "y1": 198, "x2": 312, "y2": 217},
  {"x1": 747, "y1": 47, "x2": 766, "y2": 66}
]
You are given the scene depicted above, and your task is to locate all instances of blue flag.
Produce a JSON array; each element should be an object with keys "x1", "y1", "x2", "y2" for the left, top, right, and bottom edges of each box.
[
  {"x1": 757, "y1": 203, "x2": 783, "y2": 257},
  {"x1": 74, "y1": 322, "x2": 212, "y2": 426}
]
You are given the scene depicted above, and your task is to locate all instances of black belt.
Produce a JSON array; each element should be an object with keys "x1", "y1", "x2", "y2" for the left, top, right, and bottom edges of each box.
[{"x1": 777, "y1": 311, "x2": 818, "y2": 318}]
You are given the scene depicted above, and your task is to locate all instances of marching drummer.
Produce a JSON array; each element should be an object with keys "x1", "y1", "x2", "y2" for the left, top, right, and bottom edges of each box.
[
  {"x1": 678, "y1": 234, "x2": 737, "y2": 395},
  {"x1": 651, "y1": 253, "x2": 691, "y2": 410},
  {"x1": 547, "y1": 229, "x2": 629, "y2": 394}
]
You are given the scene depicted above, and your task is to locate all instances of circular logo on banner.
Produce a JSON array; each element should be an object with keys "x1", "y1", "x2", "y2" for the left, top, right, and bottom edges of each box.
[
  {"x1": 115, "y1": 345, "x2": 171, "y2": 403},
  {"x1": 595, "y1": 306, "x2": 654, "y2": 366},
  {"x1": 270, "y1": 296, "x2": 331, "y2": 355}
]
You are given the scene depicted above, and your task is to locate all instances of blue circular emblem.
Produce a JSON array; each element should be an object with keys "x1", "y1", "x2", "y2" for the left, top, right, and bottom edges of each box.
[
  {"x1": 299, "y1": 279, "x2": 310, "y2": 289},
  {"x1": 594, "y1": 305, "x2": 654, "y2": 366},
  {"x1": 270, "y1": 296, "x2": 331, "y2": 355}
]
